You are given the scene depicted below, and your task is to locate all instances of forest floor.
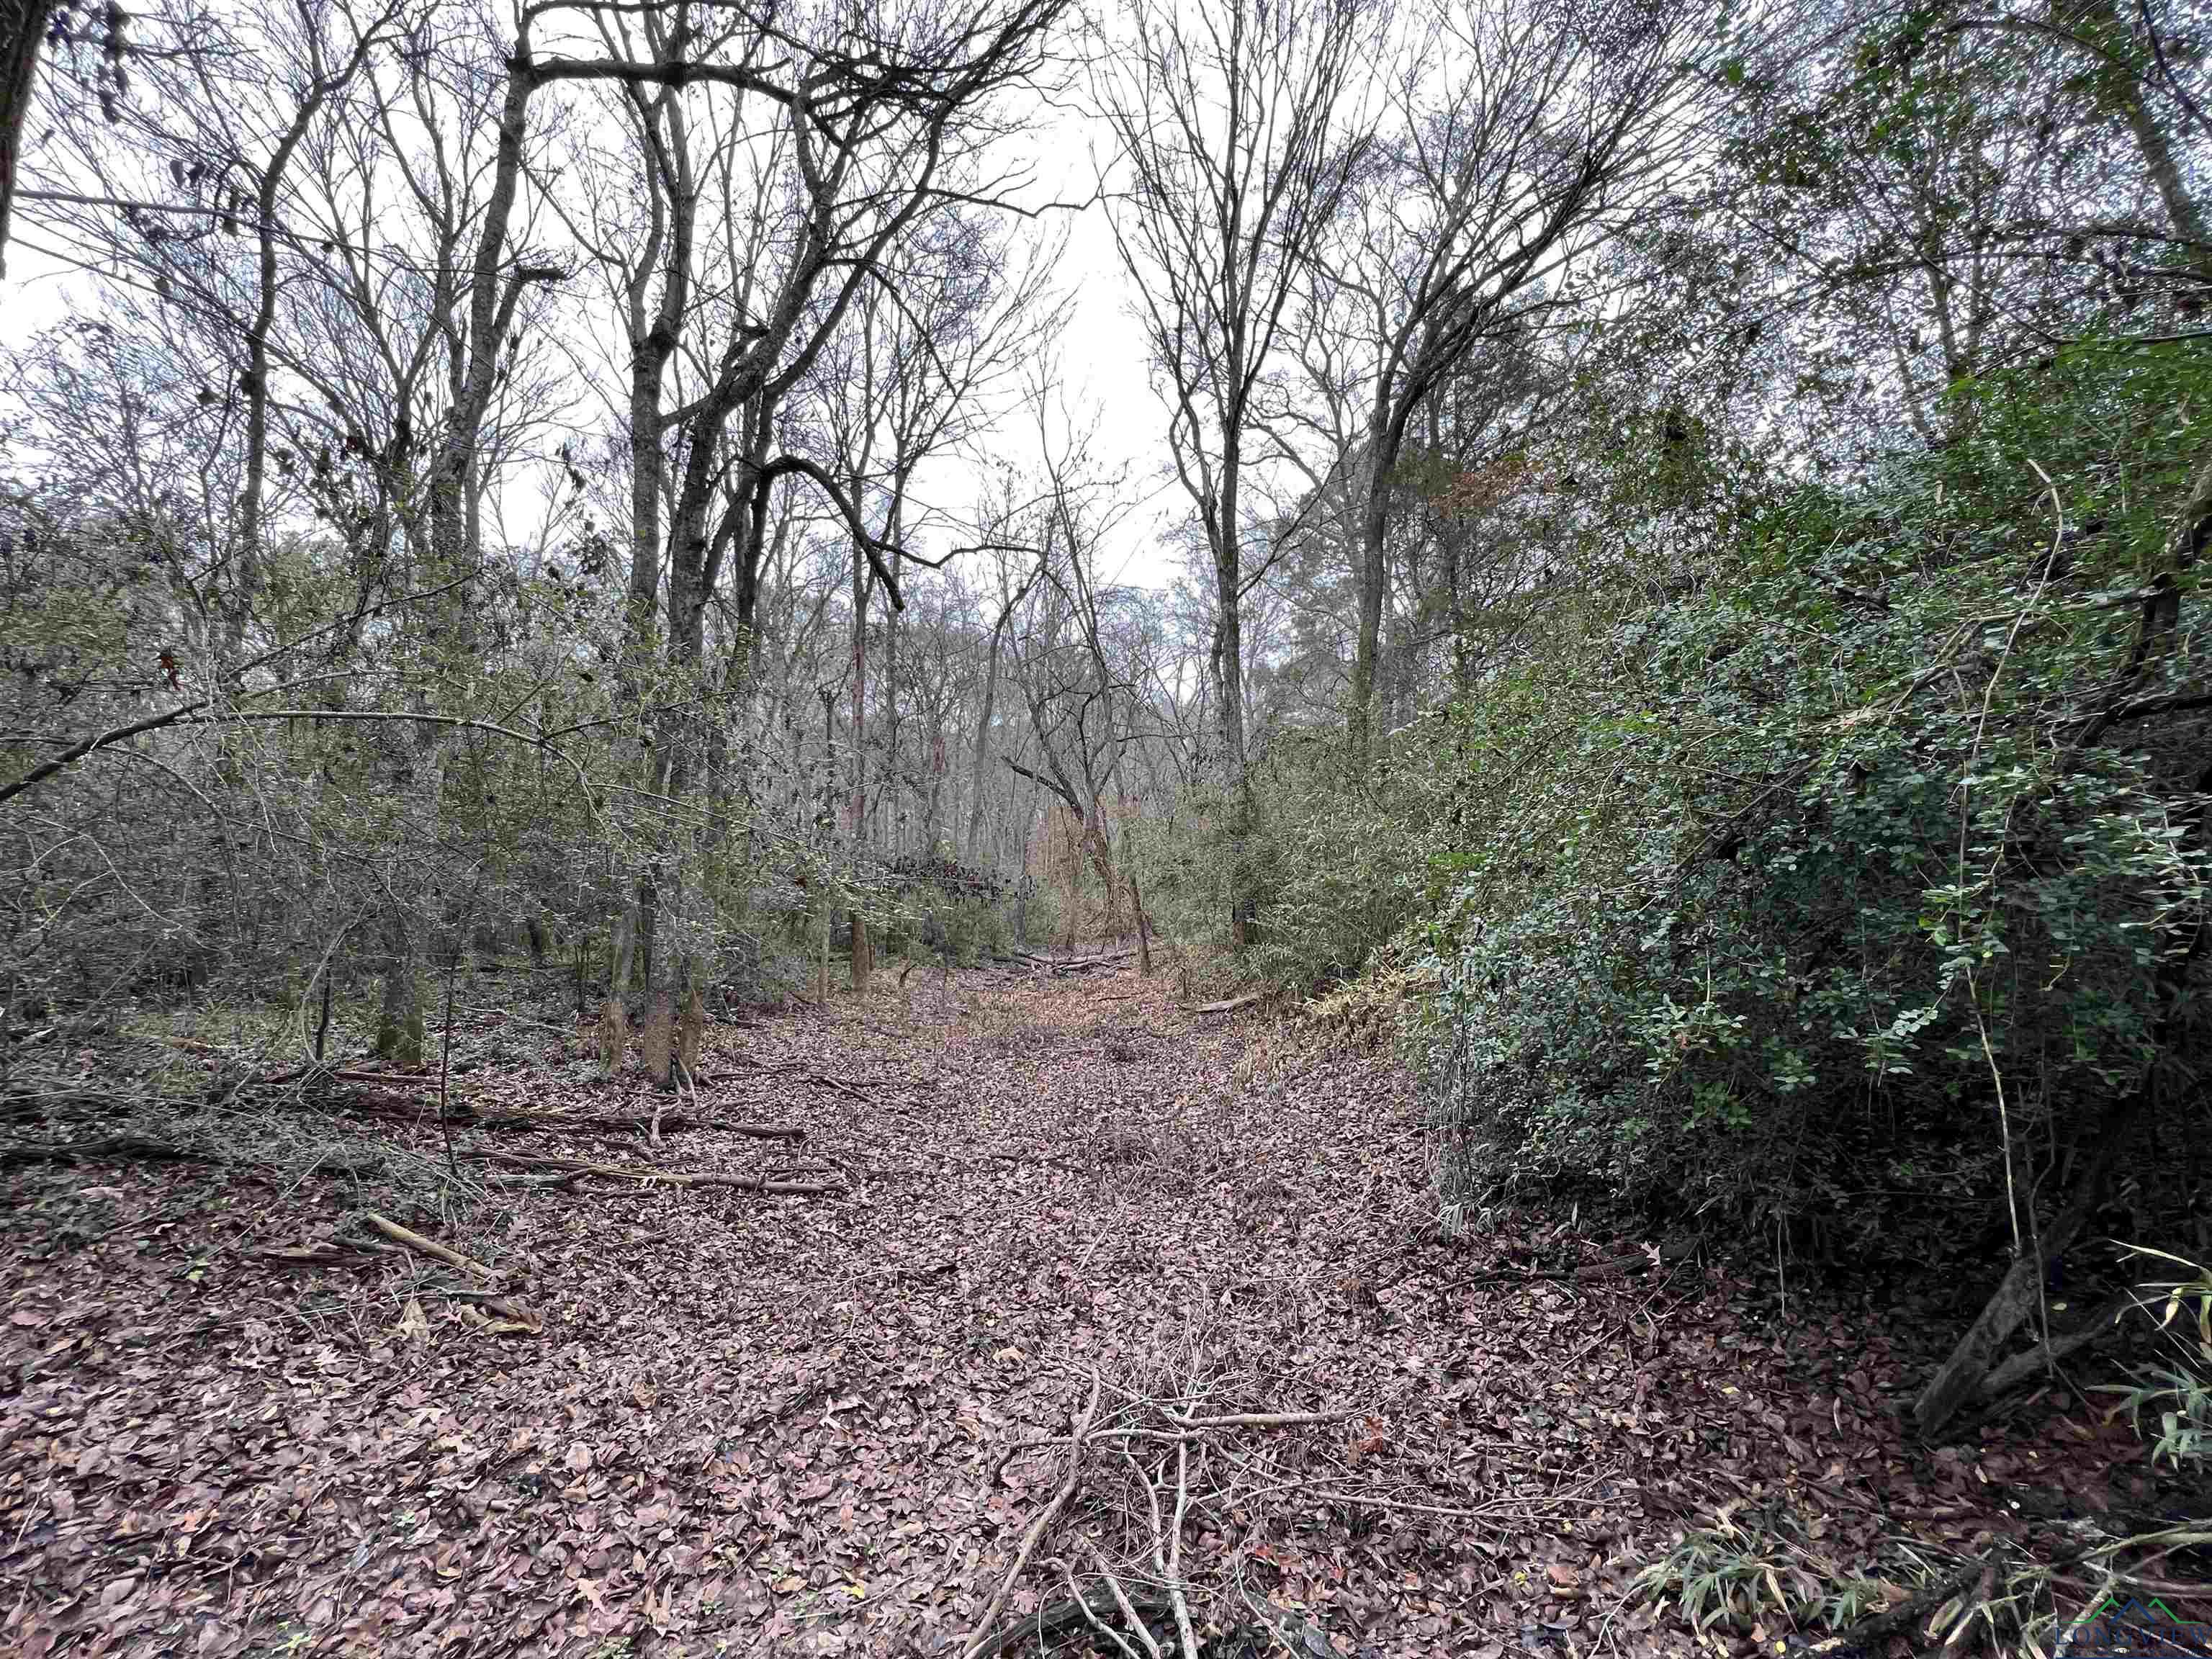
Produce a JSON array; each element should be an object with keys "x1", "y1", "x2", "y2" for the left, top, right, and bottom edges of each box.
[{"x1": 1, "y1": 960, "x2": 2200, "y2": 1659}]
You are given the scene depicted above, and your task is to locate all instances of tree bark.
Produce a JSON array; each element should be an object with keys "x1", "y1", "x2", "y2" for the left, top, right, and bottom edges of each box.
[
  {"x1": 0, "y1": 0, "x2": 53, "y2": 280},
  {"x1": 373, "y1": 914, "x2": 425, "y2": 1068},
  {"x1": 1347, "y1": 410, "x2": 1390, "y2": 765}
]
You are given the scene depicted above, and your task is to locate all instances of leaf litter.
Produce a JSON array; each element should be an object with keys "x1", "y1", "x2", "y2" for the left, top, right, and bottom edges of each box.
[{"x1": 0, "y1": 966, "x2": 2194, "y2": 1657}]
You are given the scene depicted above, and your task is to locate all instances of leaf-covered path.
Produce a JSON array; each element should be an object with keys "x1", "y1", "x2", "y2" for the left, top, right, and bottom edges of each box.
[{"x1": 0, "y1": 966, "x2": 2164, "y2": 1657}]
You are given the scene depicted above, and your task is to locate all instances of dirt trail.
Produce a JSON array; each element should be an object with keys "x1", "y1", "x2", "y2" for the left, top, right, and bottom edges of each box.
[{"x1": 0, "y1": 966, "x2": 2149, "y2": 1657}]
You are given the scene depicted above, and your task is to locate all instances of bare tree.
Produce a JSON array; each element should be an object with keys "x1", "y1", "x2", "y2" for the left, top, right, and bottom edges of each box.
[
  {"x1": 812, "y1": 205, "x2": 1061, "y2": 855},
  {"x1": 1294, "y1": 0, "x2": 1691, "y2": 759},
  {"x1": 1094, "y1": 0, "x2": 1372, "y2": 945}
]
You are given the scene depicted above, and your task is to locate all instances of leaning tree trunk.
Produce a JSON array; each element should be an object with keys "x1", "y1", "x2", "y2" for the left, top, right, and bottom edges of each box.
[{"x1": 0, "y1": 0, "x2": 53, "y2": 280}]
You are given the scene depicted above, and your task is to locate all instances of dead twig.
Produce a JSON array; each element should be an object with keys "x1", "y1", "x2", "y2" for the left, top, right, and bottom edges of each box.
[
  {"x1": 361, "y1": 1210, "x2": 499, "y2": 1280},
  {"x1": 963, "y1": 1367, "x2": 1104, "y2": 1659}
]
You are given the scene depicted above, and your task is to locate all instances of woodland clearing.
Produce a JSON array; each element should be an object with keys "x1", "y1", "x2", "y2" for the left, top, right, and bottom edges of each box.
[{"x1": 2, "y1": 963, "x2": 2198, "y2": 1659}]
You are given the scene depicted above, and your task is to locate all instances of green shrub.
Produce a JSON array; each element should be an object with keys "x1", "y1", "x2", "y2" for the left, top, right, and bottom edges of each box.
[{"x1": 1419, "y1": 338, "x2": 2211, "y2": 1238}]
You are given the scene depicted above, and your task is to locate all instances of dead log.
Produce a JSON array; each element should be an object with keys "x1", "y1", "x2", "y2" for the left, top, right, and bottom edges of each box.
[
  {"x1": 475, "y1": 1107, "x2": 801, "y2": 1140},
  {"x1": 1975, "y1": 1292, "x2": 2131, "y2": 1400},
  {"x1": 1793, "y1": 1550, "x2": 2000, "y2": 1655},
  {"x1": 253, "y1": 1241, "x2": 390, "y2": 1269},
  {"x1": 1020, "y1": 947, "x2": 1136, "y2": 974}
]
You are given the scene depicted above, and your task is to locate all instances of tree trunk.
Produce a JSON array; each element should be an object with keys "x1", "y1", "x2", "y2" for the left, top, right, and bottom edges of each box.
[
  {"x1": 374, "y1": 917, "x2": 426, "y2": 1068},
  {"x1": 966, "y1": 584, "x2": 1020, "y2": 863},
  {"x1": 426, "y1": 31, "x2": 539, "y2": 590},
  {"x1": 850, "y1": 534, "x2": 870, "y2": 850},
  {"x1": 2080, "y1": 0, "x2": 2212, "y2": 282},
  {"x1": 850, "y1": 912, "x2": 873, "y2": 991},
  {"x1": 606, "y1": 903, "x2": 637, "y2": 1012},
  {"x1": 1213, "y1": 476, "x2": 1256, "y2": 949},
  {"x1": 641, "y1": 986, "x2": 675, "y2": 1089},
  {"x1": 879, "y1": 510, "x2": 902, "y2": 850},
  {"x1": 0, "y1": 0, "x2": 53, "y2": 280},
  {"x1": 677, "y1": 957, "x2": 704, "y2": 1078},
  {"x1": 624, "y1": 86, "x2": 694, "y2": 653},
  {"x1": 1347, "y1": 406, "x2": 1391, "y2": 765}
]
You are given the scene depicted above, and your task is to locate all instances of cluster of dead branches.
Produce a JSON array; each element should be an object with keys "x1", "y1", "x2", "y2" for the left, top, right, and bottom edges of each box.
[{"x1": 960, "y1": 1336, "x2": 1364, "y2": 1659}]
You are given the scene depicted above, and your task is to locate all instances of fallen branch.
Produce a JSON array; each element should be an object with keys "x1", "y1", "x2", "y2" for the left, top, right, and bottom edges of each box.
[
  {"x1": 499, "y1": 1107, "x2": 799, "y2": 1139},
  {"x1": 1055, "y1": 1562, "x2": 1151, "y2": 1659},
  {"x1": 1120, "y1": 1439, "x2": 1192, "y2": 1659},
  {"x1": 724, "y1": 1054, "x2": 872, "y2": 1104},
  {"x1": 990, "y1": 1565, "x2": 1174, "y2": 1659},
  {"x1": 1085, "y1": 1543, "x2": 1167, "y2": 1659},
  {"x1": 1154, "y1": 1406, "x2": 1352, "y2": 1431},
  {"x1": 963, "y1": 1367, "x2": 1104, "y2": 1659},
  {"x1": 252, "y1": 1241, "x2": 390, "y2": 1269},
  {"x1": 485, "y1": 1171, "x2": 579, "y2": 1191},
  {"x1": 1166, "y1": 1428, "x2": 1199, "y2": 1659},
  {"x1": 0, "y1": 1136, "x2": 220, "y2": 1168},
  {"x1": 977, "y1": 1146, "x2": 1089, "y2": 1172},
  {"x1": 1020, "y1": 947, "x2": 1136, "y2": 976},
  {"x1": 334, "y1": 1094, "x2": 804, "y2": 1142},
  {"x1": 1792, "y1": 1550, "x2": 2000, "y2": 1655},
  {"x1": 362, "y1": 1211, "x2": 500, "y2": 1280},
  {"x1": 446, "y1": 1292, "x2": 544, "y2": 1336},
  {"x1": 1183, "y1": 992, "x2": 1262, "y2": 1015},
  {"x1": 475, "y1": 1149, "x2": 843, "y2": 1195},
  {"x1": 1977, "y1": 1292, "x2": 2131, "y2": 1399},
  {"x1": 1054, "y1": 950, "x2": 1136, "y2": 974}
]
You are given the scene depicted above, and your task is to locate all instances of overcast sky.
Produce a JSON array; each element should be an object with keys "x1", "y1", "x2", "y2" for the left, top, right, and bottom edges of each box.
[{"x1": 0, "y1": 55, "x2": 1195, "y2": 597}]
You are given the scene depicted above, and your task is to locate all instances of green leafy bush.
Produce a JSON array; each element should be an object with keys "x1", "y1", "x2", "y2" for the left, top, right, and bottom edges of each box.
[
  {"x1": 1419, "y1": 339, "x2": 2211, "y2": 1239},
  {"x1": 2100, "y1": 1246, "x2": 2212, "y2": 1471}
]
